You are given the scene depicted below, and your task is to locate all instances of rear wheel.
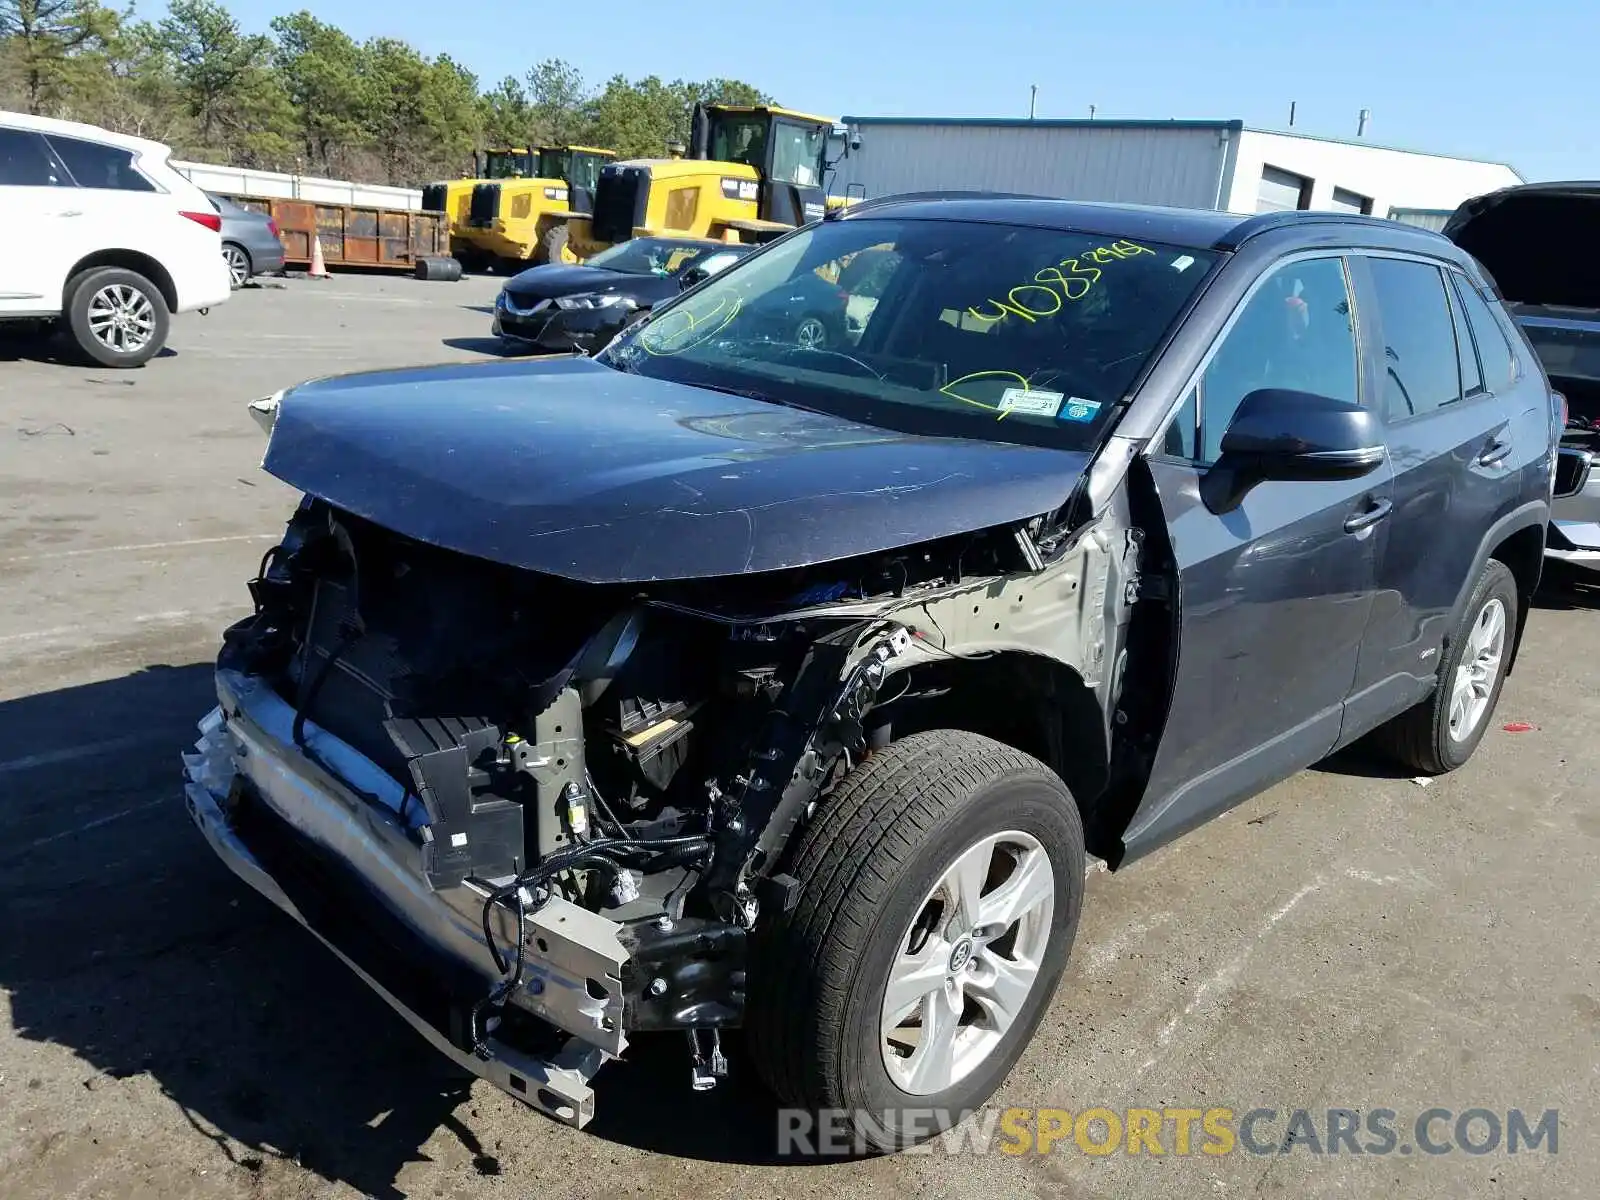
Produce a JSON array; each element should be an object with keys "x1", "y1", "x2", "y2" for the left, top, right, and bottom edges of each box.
[
  {"x1": 65, "y1": 267, "x2": 169, "y2": 368},
  {"x1": 746, "y1": 730, "x2": 1085, "y2": 1153},
  {"x1": 1375, "y1": 558, "x2": 1517, "y2": 773},
  {"x1": 222, "y1": 242, "x2": 251, "y2": 289}
]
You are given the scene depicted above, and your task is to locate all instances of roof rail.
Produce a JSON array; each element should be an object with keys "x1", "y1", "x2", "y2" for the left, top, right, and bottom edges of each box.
[
  {"x1": 1218, "y1": 208, "x2": 1448, "y2": 250},
  {"x1": 827, "y1": 189, "x2": 1058, "y2": 219}
]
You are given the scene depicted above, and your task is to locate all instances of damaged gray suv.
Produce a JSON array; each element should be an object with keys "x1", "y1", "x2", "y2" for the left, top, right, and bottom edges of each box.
[{"x1": 185, "y1": 196, "x2": 1559, "y2": 1152}]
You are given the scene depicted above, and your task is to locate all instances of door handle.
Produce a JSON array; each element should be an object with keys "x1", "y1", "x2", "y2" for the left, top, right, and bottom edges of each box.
[
  {"x1": 53, "y1": 210, "x2": 83, "y2": 218},
  {"x1": 1344, "y1": 497, "x2": 1393, "y2": 533},
  {"x1": 1478, "y1": 436, "x2": 1512, "y2": 466}
]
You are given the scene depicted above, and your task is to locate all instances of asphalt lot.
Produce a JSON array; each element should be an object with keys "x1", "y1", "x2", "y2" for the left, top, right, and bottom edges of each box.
[{"x1": 1, "y1": 272, "x2": 1596, "y2": 1200}]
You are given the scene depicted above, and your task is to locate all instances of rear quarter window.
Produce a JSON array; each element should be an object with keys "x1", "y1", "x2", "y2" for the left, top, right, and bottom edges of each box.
[
  {"x1": 46, "y1": 135, "x2": 157, "y2": 192},
  {"x1": 1452, "y1": 274, "x2": 1519, "y2": 391}
]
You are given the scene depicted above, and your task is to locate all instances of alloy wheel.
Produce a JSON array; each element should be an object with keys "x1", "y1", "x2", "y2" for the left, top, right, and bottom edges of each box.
[
  {"x1": 1448, "y1": 597, "x2": 1506, "y2": 740},
  {"x1": 880, "y1": 829, "x2": 1055, "y2": 1095},
  {"x1": 86, "y1": 284, "x2": 157, "y2": 356},
  {"x1": 795, "y1": 316, "x2": 829, "y2": 350},
  {"x1": 223, "y1": 245, "x2": 250, "y2": 288}
]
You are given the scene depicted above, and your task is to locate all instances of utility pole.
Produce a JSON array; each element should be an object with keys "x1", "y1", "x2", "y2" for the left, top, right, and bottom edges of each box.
[{"x1": 1029, "y1": 85, "x2": 1037, "y2": 119}]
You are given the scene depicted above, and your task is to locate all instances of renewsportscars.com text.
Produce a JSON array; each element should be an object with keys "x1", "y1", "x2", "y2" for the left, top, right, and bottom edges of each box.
[{"x1": 777, "y1": 1106, "x2": 1560, "y2": 1157}]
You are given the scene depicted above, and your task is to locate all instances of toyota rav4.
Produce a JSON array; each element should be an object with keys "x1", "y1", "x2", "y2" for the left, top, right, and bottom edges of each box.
[{"x1": 184, "y1": 197, "x2": 1558, "y2": 1152}]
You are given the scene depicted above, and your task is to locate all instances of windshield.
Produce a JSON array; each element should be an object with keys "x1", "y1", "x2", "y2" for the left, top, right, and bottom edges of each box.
[
  {"x1": 484, "y1": 150, "x2": 534, "y2": 178},
  {"x1": 711, "y1": 115, "x2": 767, "y2": 169},
  {"x1": 1520, "y1": 319, "x2": 1600, "y2": 385},
  {"x1": 598, "y1": 217, "x2": 1219, "y2": 450},
  {"x1": 537, "y1": 149, "x2": 571, "y2": 182},
  {"x1": 586, "y1": 238, "x2": 716, "y2": 277}
]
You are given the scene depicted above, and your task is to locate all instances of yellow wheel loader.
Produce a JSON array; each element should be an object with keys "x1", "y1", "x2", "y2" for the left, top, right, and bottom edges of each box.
[
  {"x1": 562, "y1": 104, "x2": 857, "y2": 258},
  {"x1": 457, "y1": 145, "x2": 617, "y2": 267},
  {"x1": 422, "y1": 149, "x2": 538, "y2": 265}
]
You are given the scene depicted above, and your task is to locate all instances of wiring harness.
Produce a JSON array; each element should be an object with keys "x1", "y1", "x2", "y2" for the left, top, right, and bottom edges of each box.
[{"x1": 469, "y1": 833, "x2": 712, "y2": 1059}]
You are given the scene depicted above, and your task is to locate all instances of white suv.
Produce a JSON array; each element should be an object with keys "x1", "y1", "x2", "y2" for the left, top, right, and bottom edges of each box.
[{"x1": 0, "y1": 112, "x2": 232, "y2": 367}]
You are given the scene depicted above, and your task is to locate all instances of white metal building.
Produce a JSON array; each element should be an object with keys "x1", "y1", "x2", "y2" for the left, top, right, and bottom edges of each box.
[
  {"x1": 171, "y1": 159, "x2": 424, "y2": 211},
  {"x1": 833, "y1": 117, "x2": 1521, "y2": 225}
]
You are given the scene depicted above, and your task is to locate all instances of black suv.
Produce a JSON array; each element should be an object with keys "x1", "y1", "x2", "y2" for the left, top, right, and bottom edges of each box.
[{"x1": 185, "y1": 197, "x2": 1558, "y2": 1152}]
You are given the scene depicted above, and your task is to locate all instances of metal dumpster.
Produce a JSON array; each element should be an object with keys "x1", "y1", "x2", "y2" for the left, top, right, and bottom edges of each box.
[{"x1": 229, "y1": 198, "x2": 448, "y2": 271}]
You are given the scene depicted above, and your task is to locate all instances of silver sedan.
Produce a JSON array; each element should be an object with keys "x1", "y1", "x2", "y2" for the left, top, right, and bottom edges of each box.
[{"x1": 209, "y1": 194, "x2": 287, "y2": 288}]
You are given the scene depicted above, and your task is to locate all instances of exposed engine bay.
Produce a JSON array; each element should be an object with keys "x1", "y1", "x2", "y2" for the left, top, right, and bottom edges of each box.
[{"x1": 205, "y1": 485, "x2": 1147, "y2": 1100}]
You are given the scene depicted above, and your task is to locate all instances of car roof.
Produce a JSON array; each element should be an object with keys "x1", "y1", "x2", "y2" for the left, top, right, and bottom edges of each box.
[
  {"x1": 0, "y1": 109, "x2": 170, "y2": 157},
  {"x1": 833, "y1": 193, "x2": 1452, "y2": 254}
]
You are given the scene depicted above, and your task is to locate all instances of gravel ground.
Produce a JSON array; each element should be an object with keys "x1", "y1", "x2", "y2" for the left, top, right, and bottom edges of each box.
[{"x1": 1, "y1": 272, "x2": 1595, "y2": 1199}]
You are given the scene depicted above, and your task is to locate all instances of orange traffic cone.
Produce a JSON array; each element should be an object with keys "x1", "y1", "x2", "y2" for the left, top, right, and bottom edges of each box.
[{"x1": 308, "y1": 235, "x2": 330, "y2": 279}]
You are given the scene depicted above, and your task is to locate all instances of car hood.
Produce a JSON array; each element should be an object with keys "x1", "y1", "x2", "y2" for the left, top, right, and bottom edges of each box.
[
  {"x1": 503, "y1": 264, "x2": 675, "y2": 303},
  {"x1": 1444, "y1": 183, "x2": 1600, "y2": 308},
  {"x1": 261, "y1": 357, "x2": 1089, "y2": 583}
]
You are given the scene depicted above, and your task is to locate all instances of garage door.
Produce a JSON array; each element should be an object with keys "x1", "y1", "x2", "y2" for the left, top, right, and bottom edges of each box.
[
  {"x1": 1329, "y1": 187, "x2": 1373, "y2": 215},
  {"x1": 1257, "y1": 166, "x2": 1310, "y2": 212}
]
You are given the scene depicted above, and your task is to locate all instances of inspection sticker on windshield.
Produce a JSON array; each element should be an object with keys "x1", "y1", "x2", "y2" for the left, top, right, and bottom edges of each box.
[
  {"x1": 999, "y1": 387, "x2": 1063, "y2": 417},
  {"x1": 1059, "y1": 397, "x2": 1101, "y2": 423}
]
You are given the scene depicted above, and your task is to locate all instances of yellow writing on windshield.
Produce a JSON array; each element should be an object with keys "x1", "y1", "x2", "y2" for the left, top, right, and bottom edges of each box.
[
  {"x1": 637, "y1": 293, "x2": 742, "y2": 356},
  {"x1": 966, "y1": 240, "x2": 1154, "y2": 325}
]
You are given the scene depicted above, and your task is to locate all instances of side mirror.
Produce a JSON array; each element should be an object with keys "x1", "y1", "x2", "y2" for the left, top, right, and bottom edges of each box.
[
  {"x1": 678, "y1": 265, "x2": 709, "y2": 291},
  {"x1": 1218, "y1": 389, "x2": 1385, "y2": 481}
]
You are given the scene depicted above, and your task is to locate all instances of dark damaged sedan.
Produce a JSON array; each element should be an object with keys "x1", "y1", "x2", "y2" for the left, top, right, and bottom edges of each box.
[
  {"x1": 187, "y1": 197, "x2": 1556, "y2": 1151},
  {"x1": 493, "y1": 236, "x2": 751, "y2": 353}
]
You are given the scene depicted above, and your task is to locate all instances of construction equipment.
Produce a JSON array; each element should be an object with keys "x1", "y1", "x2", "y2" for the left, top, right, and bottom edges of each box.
[
  {"x1": 455, "y1": 145, "x2": 617, "y2": 267},
  {"x1": 562, "y1": 105, "x2": 856, "y2": 258},
  {"x1": 421, "y1": 148, "x2": 531, "y2": 250}
]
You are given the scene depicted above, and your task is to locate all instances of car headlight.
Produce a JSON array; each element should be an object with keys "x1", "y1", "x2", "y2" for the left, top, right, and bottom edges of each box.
[{"x1": 554, "y1": 293, "x2": 637, "y2": 311}]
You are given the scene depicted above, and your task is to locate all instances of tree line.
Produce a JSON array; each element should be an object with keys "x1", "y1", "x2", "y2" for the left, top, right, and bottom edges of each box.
[{"x1": 0, "y1": 0, "x2": 774, "y2": 184}]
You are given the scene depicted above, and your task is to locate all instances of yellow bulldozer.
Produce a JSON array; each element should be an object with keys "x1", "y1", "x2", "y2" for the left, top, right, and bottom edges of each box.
[
  {"x1": 422, "y1": 146, "x2": 617, "y2": 267},
  {"x1": 562, "y1": 103, "x2": 857, "y2": 258}
]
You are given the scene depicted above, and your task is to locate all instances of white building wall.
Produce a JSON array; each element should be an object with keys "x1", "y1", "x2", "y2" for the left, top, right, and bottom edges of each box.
[
  {"x1": 835, "y1": 122, "x2": 1231, "y2": 209},
  {"x1": 1223, "y1": 131, "x2": 1521, "y2": 219}
]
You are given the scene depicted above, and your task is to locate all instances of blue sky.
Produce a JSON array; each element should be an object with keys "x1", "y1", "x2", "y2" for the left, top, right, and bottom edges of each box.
[{"x1": 218, "y1": 0, "x2": 1591, "y2": 182}]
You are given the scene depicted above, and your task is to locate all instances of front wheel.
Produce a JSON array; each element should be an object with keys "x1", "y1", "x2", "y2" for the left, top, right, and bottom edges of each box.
[
  {"x1": 537, "y1": 223, "x2": 571, "y2": 265},
  {"x1": 745, "y1": 730, "x2": 1085, "y2": 1153},
  {"x1": 1375, "y1": 558, "x2": 1518, "y2": 773},
  {"x1": 65, "y1": 267, "x2": 170, "y2": 368},
  {"x1": 793, "y1": 313, "x2": 831, "y2": 350}
]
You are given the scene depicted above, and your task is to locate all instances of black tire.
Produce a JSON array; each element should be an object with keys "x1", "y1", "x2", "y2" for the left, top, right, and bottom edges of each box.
[
  {"x1": 222, "y1": 242, "x2": 252, "y2": 289},
  {"x1": 1375, "y1": 558, "x2": 1518, "y2": 774},
  {"x1": 536, "y1": 223, "x2": 570, "y2": 266},
  {"x1": 746, "y1": 730, "x2": 1085, "y2": 1154},
  {"x1": 413, "y1": 255, "x2": 463, "y2": 282},
  {"x1": 65, "y1": 267, "x2": 169, "y2": 368}
]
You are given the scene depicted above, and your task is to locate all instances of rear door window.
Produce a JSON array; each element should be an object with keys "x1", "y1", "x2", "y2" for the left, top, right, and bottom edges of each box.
[
  {"x1": 45, "y1": 135, "x2": 157, "y2": 192},
  {"x1": 0, "y1": 127, "x2": 69, "y2": 187},
  {"x1": 1365, "y1": 257, "x2": 1463, "y2": 421}
]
